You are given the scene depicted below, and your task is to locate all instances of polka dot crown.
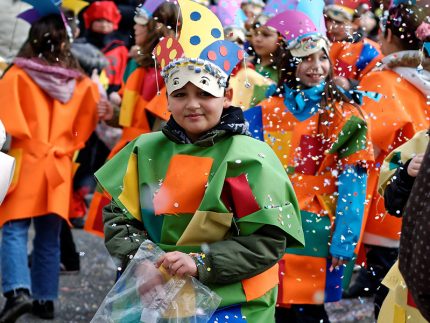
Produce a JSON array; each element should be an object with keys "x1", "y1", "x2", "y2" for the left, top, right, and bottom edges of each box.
[{"x1": 153, "y1": 0, "x2": 246, "y2": 95}]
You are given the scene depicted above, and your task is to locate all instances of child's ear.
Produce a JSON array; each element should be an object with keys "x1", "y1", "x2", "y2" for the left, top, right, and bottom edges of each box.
[
  {"x1": 223, "y1": 88, "x2": 233, "y2": 108},
  {"x1": 386, "y1": 28, "x2": 393, "y2": 43},
  {"x1": 351, "y1": 19, "x2": 360, "y2": 31}
]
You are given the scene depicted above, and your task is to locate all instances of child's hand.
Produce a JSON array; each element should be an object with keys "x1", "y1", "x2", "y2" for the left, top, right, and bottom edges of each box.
[
  {"x1": 329, "y1": 256, "x2": 348, "y2": 272},
  {"x1": 109, "y1": 91, "x2": 122, "y2": 107},
  {"x1": 156, "y1": 251, "x2": 198, "y2": 278},
  {"x1": 135, "y1": 260, "x2": 165, "y2": 297},
  {"x1": 407, "y1": 153, "x2": 424, "y2": 177},
  {"x1": 333, "y1": 76, "x2": 351, "y2": 90},
  {"x1": 97, "y1": 97, "x2": 114, "y2": 121}
]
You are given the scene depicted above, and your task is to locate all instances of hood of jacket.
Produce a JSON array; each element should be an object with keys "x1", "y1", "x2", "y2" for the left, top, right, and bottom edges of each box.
[
  {"x1": 162, "y1": 106, "x2": 250, "y2": 146},
  {"x1": 380, "y1": 50, "x2": 430, "y2": 99}
]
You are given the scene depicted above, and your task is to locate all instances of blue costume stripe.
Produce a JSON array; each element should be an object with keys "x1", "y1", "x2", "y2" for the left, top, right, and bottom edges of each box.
[
  {"x1": 329, "y1": 165, "x2": 367, "y2": 260},
  {"x1": 324, "y1": 260, "x2": 344, "y2": 302},
  {"x1": 356, "y1": 42, "x2": 379, "y2": 71},
  {"x1": 209, "y1": 304, "x2": 247, "y2": 322},
  {"x1": 243, "y1": 106, "x2": 263, "y2": 141}
]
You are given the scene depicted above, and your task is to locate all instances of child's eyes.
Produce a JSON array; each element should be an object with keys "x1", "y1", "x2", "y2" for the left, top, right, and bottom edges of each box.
[
  {"x1": 199, "y1": 91, "x2": 212, "y2": 97},
  {"x1": 173, "y1": 80, "x2": 180, "y2": 85},
  {"x1": 172, "y1": 92, "x2": 185, "y2": 97}
]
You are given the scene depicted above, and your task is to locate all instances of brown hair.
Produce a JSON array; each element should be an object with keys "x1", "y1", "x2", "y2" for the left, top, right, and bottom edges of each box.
[
  {"x1": 250, "y1": 15, "x2": 286, "y2": 68},
  {"x1": 385, "y1": 3, "x2": 430, "y2": 50},
  {"x1": 135, "y1": 2, "x2": 179, "y2": 67},
  {"x1": 277, "y1": 48, "x2": 365, "y2": 124},
  {"x1": 17, "y1": 14, "x2": 80, "y2": 69}
]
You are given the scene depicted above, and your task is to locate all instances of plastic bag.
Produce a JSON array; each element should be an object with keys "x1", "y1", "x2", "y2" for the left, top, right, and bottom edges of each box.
[{"x1": 91, "y1": 240, "x2": 221, "y2": 323}]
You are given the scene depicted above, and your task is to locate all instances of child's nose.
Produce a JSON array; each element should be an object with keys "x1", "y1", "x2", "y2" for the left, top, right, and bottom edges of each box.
[{"x1": 186, "y1": 96, "x2": 201, "y2": 109}]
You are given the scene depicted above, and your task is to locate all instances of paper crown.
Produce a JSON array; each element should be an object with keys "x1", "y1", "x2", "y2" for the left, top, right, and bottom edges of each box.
[
  {"x1": 83, "y1": 1, "x2": 121, "y2": 30},
  {"x1": 242, "y1": 0, "x2": 265, "y2": 7},
  {"x1": 265, "y1": 0, "x2": 329, "y2": 57},
  {"x1": 325, "y1": 0, "x2": 368, "y2": 22},
  {"x1": 17, "y1": 0, "x2": 62, "y2": 24},
  {"x1": 62, "y1": 0, "x2": 89, "y2": 16},
  {"x1": 153, "y1": 0, "x2": 245, "y2": 97},
  {"x1": 214, "y1": 0, "x2": 247, "y2": 29},
  {"x1": 134, "y1": 0, "x2": 177, "y2": 25}
]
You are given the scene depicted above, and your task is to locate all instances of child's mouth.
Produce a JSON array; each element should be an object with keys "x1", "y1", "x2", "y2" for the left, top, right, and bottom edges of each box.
[
  {"x1": 307, "y1": 74, "x2": 323, "y2": 81},
  {"x1": 186, "y1": 113, "x2": 204, "y2": 119}
]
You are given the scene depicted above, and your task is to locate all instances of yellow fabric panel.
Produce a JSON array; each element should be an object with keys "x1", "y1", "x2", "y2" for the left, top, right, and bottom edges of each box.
[
  {"x1": 379, "y1": 262, "x2": 429, "y2": 323},
  {"x1": 378, "y1": 130, "x2": 429, "y2": 195},
  {"x1": 118, "y1": 153, "x2": 141, "y2": 221},
  {"x1": 394, "y1": 304, "x2": 406, "y2": 323},
  {"x1": 264, "y1": 130, "x2": 293, "y2": 168},
  {"x1": 176, "y1": 210, "x2": 233, "y2": 246},
  {"x1": 119, "y1": 91, "x2": 139, "y2": 127}
]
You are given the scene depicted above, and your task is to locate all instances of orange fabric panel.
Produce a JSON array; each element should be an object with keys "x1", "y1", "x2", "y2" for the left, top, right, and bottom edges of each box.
[
  {"x1": 242, "y1": 263, "x2": 279, "y2": 301},
  {"x1": 108, "y1": 126, "x2": 146, "y2": 158},
  {"x1": 153, "y1": 155, "x2": 214, "y2": 215},
  {"x1": 290, "y1": 173, "x2": 337, "y2": 214},
  {"x1": 364, "y1": 160, "x2": 402, "y2": 239},
  {"x1": 359, "y1": 72, "x2": 430, "y2": 240},
  {"x1": 84, "y1": 191, "x2": 111, "y2": 237},
  {"x1": 360, "y1": 70, "x2": 429, "y2": 152},
  {"x1": 0, "y1": 66, "x2": 99, "y2": 226},
  {"x1": 146, "y1": 87, "x2": 170, "y2": 121},
  {"x1": 330, "y1": 39, "x2": 383, "y2": 80},
  {"x1": 278, "y1": 254, "x2": 326, "y2": 305},
  {"x1": 260, "y1": 97, "x2": 319, "y2": 167}
]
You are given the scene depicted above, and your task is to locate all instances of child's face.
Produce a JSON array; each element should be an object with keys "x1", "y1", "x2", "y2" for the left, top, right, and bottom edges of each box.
[
  {"x1": 251, "y1": 27, "x2": 279, "y2": 60},
  {"x1": 326, "y1": 17, "x2": 355, "y2": 42},
  {"x1": 295, "y1": 50, "x2": 330, "y2": 87},
  {"x1": 242, "y1": 4, "x2": 263, "y2": 19},
  {"x1": 91, "y1": 19, "x2": 114, "y2": 34},
  {"x1": 168, "y1": 83, "x2": 229, "y2": 142},
  {"x1": 134, "y1": 23, "x2": 149, "y2": 46}
]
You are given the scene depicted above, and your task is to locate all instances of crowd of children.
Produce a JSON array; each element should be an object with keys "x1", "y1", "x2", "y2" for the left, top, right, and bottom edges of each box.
[{"x1": 0, "y1": 0, "x2": 429, "y2": 322}]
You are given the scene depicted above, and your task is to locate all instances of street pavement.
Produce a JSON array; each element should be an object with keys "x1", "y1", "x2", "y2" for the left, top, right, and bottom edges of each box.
[{"x1": 0, "y1": 228, "x2": 374, "y2": 322}]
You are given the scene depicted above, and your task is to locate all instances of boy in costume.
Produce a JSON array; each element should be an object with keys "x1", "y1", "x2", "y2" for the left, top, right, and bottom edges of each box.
[{"x1": 95, "y1": 1, "x2": 304, "y2": 321}]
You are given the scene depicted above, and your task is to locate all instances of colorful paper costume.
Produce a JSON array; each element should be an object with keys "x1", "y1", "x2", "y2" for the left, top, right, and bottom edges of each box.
[
  {"x1": 245, "y1": 96, "x2": 372, "y2": 305},
  {"x1": 96, "y1": 132, "x2": 304, "y2": 321},
  {"x1": 245, "y1": 1, "x2": 374, "y2": 305},
  {"x1": 96, "y1": 0, "x2": 304, "y2": 320},
  {"x1": 378, "y1": 129, "x2": 429, "y2": 195},
  {"x1": 359, "y1": 52, "x2": 430, "y2": 244},
  {"x1": 229, "y1": 66, "x2": 275, "y2": 109},
  {"x1": 330, "y1": 39, "x2": 383, "y2": 81},
  {"x1": 325, "y1": 0, "x2": 368, "y2": 23},
  {"x1": 0, "y1": 65, "x2": 99, "y2": 226},
  {"x1": 325, "y1": 0, "x2": 383, "y2": 81}
]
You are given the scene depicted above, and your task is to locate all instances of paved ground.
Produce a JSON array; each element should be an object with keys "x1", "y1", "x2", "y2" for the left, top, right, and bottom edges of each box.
[{"x1": 0, "y1": 229, "x2": 375, "y2": 322}]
